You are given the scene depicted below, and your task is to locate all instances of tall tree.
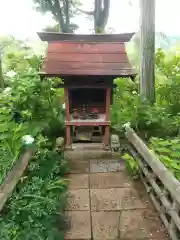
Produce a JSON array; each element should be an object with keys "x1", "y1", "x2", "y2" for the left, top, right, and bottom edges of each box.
[
  {"x1": 79, "y1": 0, "x2": 110, "y2": 33},
  {"x1": 33, "y1": 0, "x2": 80, "y2": 33},
  {"x1": 139, "y1": 0, "x2": 156, "y2": 103}
]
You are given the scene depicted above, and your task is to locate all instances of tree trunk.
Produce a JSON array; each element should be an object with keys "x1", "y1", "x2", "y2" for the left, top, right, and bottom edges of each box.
[
  {"x1": 94, "y1": 0, "x2": 110, "y2": 33},
  {"x1": 0, "y1": 57, "x2": 4, "y2": 89},
  {"x1": 139, "y1": 0, "x2": 155, "y2": 103}
]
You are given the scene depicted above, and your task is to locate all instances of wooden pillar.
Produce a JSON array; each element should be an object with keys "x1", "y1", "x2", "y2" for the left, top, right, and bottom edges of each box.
[
  {"x1": 64, "y1": 88, "x2": 70, "y2": 121},
  {"x1": 104, "y1": 88, "x2": 111, "y2": 148},
  {"x1": 105, "y1": 88, "x2": 111, "y2": 121},
  {"x1": 104, "y1": 125, "x2": 110, "y2": 148},
  {"x1": 64, "y1": 88, "x2": 71, "y2": 148},
  {"x1": 66, "y1": 125, "x2": 71, "y2": 148}
]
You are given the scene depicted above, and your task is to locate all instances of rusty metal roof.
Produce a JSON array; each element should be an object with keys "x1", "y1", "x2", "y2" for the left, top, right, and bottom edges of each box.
[{"x1": 38, "y1": 32, "x2": 136, "y2": 77}]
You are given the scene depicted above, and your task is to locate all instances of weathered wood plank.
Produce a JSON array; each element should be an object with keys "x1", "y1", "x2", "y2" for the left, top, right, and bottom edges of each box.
[
  {"x1": 46, "y1": 53, "x2": 129, "y2": 63},
  {"x1": 57, "y1": 84, "x2": 116, "y2": 89},
  {"x1": 0, "y1": 150, "x2": 32, "y2": 212},
  {"x1": 127, "y1": 145, "x2": 179, "y2": 240},
  {"x1": 43, "y1": 61, "x2": 131, "y2": 70},
  {"x1": 42, "y1": 68, "x2": 135, "y2": 76},
  {"x1": 48, "y1": 42, "x2": 126, "y2": 54},
  {"x1": 124, "y1": 126, "x2": 180, "y2": 206}
]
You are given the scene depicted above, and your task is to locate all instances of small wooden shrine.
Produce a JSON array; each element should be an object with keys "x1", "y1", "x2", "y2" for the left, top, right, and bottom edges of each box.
[{"x1": 38, "y1": 32, "x2": 135, "y2": 149}]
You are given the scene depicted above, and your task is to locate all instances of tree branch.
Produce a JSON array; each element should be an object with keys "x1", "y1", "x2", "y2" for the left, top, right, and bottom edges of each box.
[
  {"x1": 77, "y1": 8, "x2": 94, "y2": 15},
  {"x1": 46, "y1": 0, "x2": 58, "y2": 19},
  {"x1": 0, "y1": 37, "x2": 15, "y2": 51}
]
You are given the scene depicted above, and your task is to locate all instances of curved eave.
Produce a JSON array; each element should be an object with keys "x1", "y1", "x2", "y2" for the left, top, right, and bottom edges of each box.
[
  {"x1": 39, "y1": 71, "x2": 137, "y2": 79},
  {"x1": 37, "y1": 32, "x2": 135, "y2": 43}
]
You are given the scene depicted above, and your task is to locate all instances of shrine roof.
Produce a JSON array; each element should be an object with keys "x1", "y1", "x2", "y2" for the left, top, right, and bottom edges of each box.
[{"x1": 37, "y1": 32, "x2": 136, "y2": 78}]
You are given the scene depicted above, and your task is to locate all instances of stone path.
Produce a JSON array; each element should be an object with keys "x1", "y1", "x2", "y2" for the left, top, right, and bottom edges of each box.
[{"x1": 64, "y1": 144, "x2": 169, "y2": 240}]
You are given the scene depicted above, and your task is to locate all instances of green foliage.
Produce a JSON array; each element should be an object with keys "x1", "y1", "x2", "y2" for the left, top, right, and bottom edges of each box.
[
  {"x1": 0, "y1": 37, "x2": 67, "y2": 238},
  {"x1": 0, "y1": 73, "x2": 65, "y2": 183},
  {"x1": 0, "y1": 150, "x2": 69, "y2": 239},
  {"x1": 111, "y1": 48, "x2": 180, "y2": 139},
  {"x1": 0, "y1": 37, "x2": 45, "y2": 80},
  {"x1": 123, "y1": 153, "x2": 139, "y2": 179},
  {"x1": 112, "y1": 48, "x2": 180, "y2": 180},
  {"x1": 149, "y1": 137, "x2": 180, "y2": 180}
]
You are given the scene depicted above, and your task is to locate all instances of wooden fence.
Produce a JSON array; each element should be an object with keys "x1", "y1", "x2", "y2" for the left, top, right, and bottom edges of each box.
[
  {"x1": 0, "y1": 150, "x2": 32, "y2": 212},
  {"x1": 124, "y1": 125, "x2": 180, "y2": 240}
]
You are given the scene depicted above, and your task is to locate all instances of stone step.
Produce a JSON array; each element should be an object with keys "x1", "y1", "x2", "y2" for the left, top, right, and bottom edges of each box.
[
  {"x1": 67, "y1": 158, "x2": 126, "y2": 174},
  {"x1": 71, "y1": 143, "x2": 104, "y2": 150},
  {"x1": 65, "y1": 149, "x2": 121, "y2": 161}
]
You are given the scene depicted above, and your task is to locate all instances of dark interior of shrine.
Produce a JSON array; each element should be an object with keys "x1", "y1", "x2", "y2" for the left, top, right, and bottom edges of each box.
[{"x1": 69, "y1": 88, "x2": 106, "y2": 111}]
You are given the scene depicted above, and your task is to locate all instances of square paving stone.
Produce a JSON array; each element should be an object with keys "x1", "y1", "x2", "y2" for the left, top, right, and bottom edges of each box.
[
  {"x1": 90, "y1": 172, "x2": 132, "y2": 189},
  {"x1": 69, "y1": 160, "x2": 89, "y2": 174},
  {"x1": 92, "y1": 212, "x2": 120, "y2": 240},
  {"x1": 119, "y1": 209, "x2": 168, "y2": 239},
  {"x1": 65, "y1": 211, "x2": 91, "y2": 239},
  {"x1": 68, "y1": 174, "x2": 89, "y2": 189},
  {"x1": 91, "y1": 188, "x2": 145, "y2": 211},
  {"x1": 66, "y1": 189, "x2": 90, "y2": 211},
  {"x1": 90, "y1": 159, "x2": 125, "y2": 173}
]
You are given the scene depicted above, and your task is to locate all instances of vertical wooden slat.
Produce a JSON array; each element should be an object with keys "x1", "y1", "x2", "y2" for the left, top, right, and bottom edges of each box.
[
  {"x1": 65, "y1": 126, "x2": 71, "y2": 148},
  {"x1": 64, "y1": 88, "x2": 70, "y2": 121},
  {"x1": 105, "y1": 88, "x2": 111, "y2": 121},
  {"x1": 104, "y1": 88, "x2": 111, "y2": 148},
  {"x1": 64, "y1": 88, "x2": 71, "y2": 148},
  {"x1": 104, "y1": 126, "x2": 110, "y2": 148},
  {"x1": 125, "y1": 126, "x2": 180, "y2": 239},
  {"x1": 169, "y1": 201, "x2": 178, "y2": 237}
]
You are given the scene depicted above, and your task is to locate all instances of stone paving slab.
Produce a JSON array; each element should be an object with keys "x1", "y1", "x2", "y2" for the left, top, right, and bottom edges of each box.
[
  {"x1": 64, "y1": 211, "x2": 91, "y2": 240},
  {"x1": 90, "y1": 172, "x2": 132, "y2": 189},
  {"x1": 66, "y1": 189, "x2": 90, "y2": 211},
  {"x1": 119, "y1": 209, "x2": 169, "y2": 239},
  {"x1": 90, "y1": 159, "x2": 125, "y2": 173},
  {"x1": 65, "y1": 149, "x2": 118, "y2": 161},
  {"x1": 91, "y1": 188, "x2": 146, "y2": 211},
  {"x1": 64, "y1": 147, "x2": 169, "y2": 240},
  {"x1": 92, "y1": 212, "x2": 120, "y2": 240},
  {"x1": 69, "y1": 160, "x2": 89, "y2": 174},
  {"x1": 68, "y1": 174, "x2": 89, "y2": 189}
]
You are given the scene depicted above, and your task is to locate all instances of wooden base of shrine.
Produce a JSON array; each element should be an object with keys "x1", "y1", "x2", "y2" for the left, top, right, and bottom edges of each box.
[{"x1": 65, "y1": 125, "x2": 110, "y2": 150}]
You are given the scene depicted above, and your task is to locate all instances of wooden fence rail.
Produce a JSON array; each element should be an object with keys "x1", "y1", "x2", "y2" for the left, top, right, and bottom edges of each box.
[
  {"x1": 0, "y1": 150, "x2": 32, "y2": 212},
  {"x1": 124, "y1": 125, "x2": 180, "y2": 240}
]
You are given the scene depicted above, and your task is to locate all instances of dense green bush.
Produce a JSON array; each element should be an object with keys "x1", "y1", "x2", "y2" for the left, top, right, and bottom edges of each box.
[
  {"x1": 0, "y1": 43, "x2": 65, "y2": 180},
  {"x1": 111, "y1": 48, "x2": 180, "y2": 139},
  {"x1": 0, "y1": 150, "x2": 69, "y2": 239},
  {"x1": 0, "y1": 39, "x2": 67, "y2": 238},
  {"x1": 0, "y1": 74, "x2": 65, "y2": 182},
  {"x1": 122, "y1": 153, "x2": 139, "y2": 179},
  {"x1": 112, "y1": 48, "x2": 180, "y2": 180},
  {"x1": 149, "y1": 137, "x2": 180, "y2": 180}
]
